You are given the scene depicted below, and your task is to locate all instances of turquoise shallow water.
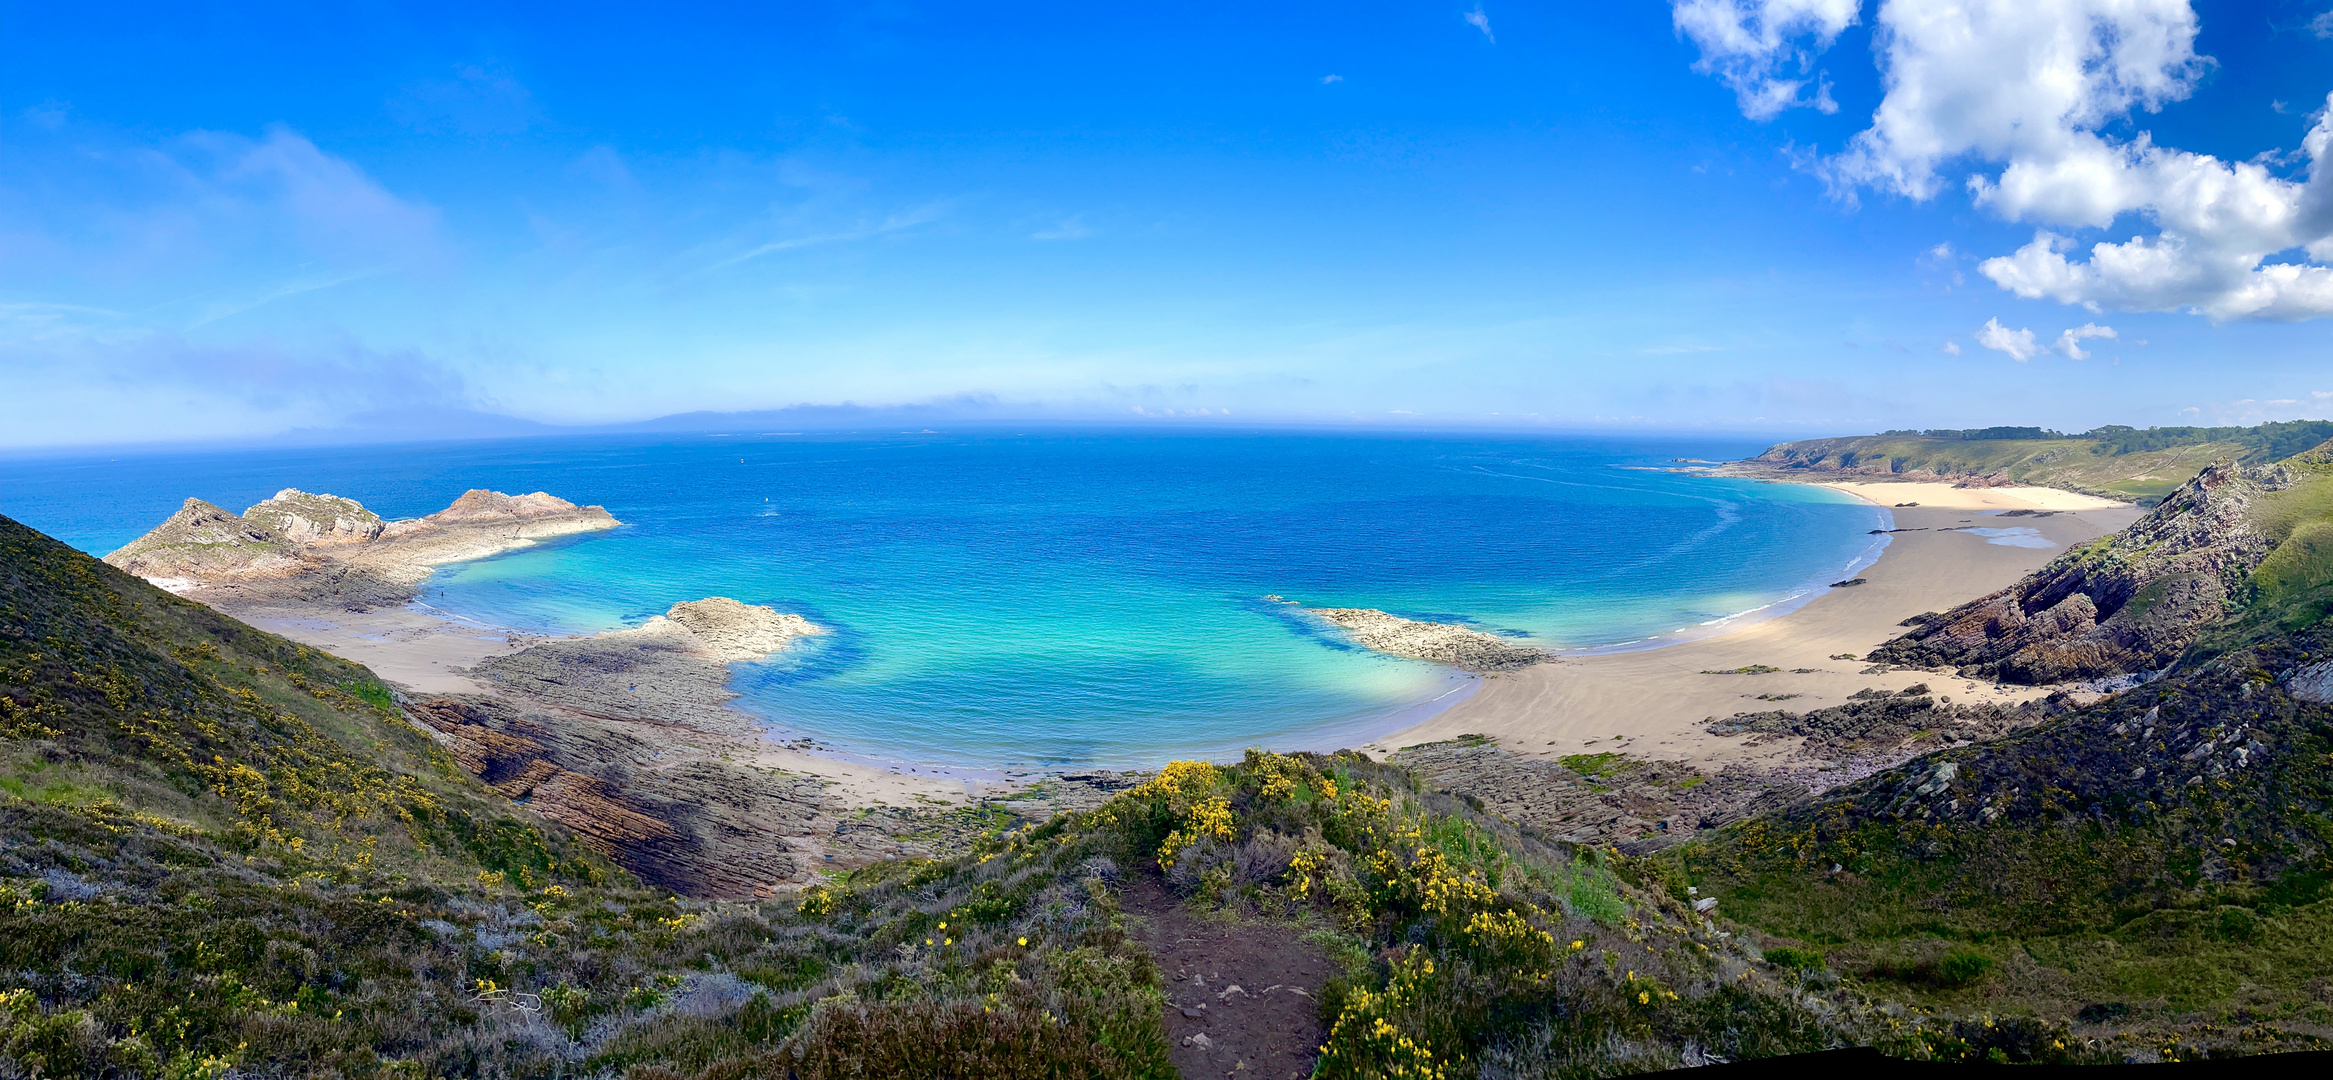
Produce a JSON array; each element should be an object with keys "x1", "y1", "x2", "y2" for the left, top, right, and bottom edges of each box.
[{"x1": 1, "y1": 430, "x2": 1883, "y2": 768}]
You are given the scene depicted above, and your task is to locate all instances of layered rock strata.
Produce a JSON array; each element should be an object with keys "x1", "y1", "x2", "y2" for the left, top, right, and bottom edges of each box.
[
  {"x1": 1869, "y1": 462, "x2": 2287, "y2": 682},
  {"x1": 406, "y1": 695, "x2": 830, "y2": 897},
  {"x1": 1309, "y1": 607, "x2": 1547, "y2": 672}
]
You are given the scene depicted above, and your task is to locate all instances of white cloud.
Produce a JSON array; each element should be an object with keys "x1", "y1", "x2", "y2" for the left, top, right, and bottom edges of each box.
[
  {"x1": 1941, "y1": 339, "x2": 1962, "y2": 355},
  {"x1": 1464, "y1": 5, "x2": 1495, "y2": 42},
  {"x1": 1678, "y1": 0, "x2": 2333, "y2": 320},
  {"x1": 1673, "y1": 0, "x2": 1858, "y2": 120},
  {"x1": 1974, "y1": 317, "x2": 2040, "y2": 360},
  {"x1": 1322, "y1": 74, "x2": 1345, "y2": 84},
  {"x1": 2313, "y1": 8, "x2": 2333, "y2": 38},
  {"x1": 2053, "y1": 321, "x2": 2117, "y2": 359}
]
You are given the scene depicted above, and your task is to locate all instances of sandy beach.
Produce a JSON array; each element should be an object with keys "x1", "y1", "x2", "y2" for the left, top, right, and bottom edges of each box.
[
  {"x1": 168, "y1": 472, "x2": 2152, "y2": 884},
  {"x1": 1364, "y1": 480, "x2": 2142, "y2": 770}
]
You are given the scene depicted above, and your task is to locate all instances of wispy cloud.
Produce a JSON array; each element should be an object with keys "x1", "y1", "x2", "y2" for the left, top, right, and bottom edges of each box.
[
  {"x1": 711, "y1": 200, "x2": 953, "y2": 269},
  {"x1": 1321, "y1": 74, "x2": 1345, "y2": 84},
  {"x1": 1031, "y1": 214, "x2": 1093, "y2": 241},
  {"x1": 1463, "y1": 5, "x2": 1495, "y2": 42},
  {"x1": 389, "y1": 62, "x2": 541, "y2": 136},
  {"x1": 0, "y1": 331, "x2": 481, "y2": 448},
  {"x1": 184, "y1": 270, "x2": 378, "y2": 329}
]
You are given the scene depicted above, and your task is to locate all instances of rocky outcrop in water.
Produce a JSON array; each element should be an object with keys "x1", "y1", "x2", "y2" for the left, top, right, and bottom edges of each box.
[
  {"x1": 354, "y1": 489, "x2": 620, "y2": 584},
  {"x1": 1869, "y1": 462, "x2": 2287, "y2": 683},
  {"x1": 103, "y1": 487, "x2": 619, "y2": 609},
  {"x1": 1309, "y1": 607, "x2": 1547, "y2": 672},
  {"x1": 469, "y1": 598, "x2": 821, "y2": 723}
]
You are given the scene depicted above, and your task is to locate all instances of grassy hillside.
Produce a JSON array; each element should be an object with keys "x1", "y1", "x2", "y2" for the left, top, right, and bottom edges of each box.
[
  {"x1": 1693, "y1": 444, "x2": 2333, "y2": 1060},
  {"x1": 0, "y1": 514, "x2": 1945, "y2": 1078},
  {"x1": 1750, "y1": 420, "x2": 2333, "y2": 503},
  {"x1": 16, "y1": 496, "x2": 2333, "y2": 1074},
  {"x1": 2193, "y1": 448, "x2": 2333, "y2": 660},
  {"x1": 1668, "y1": 601, "x2": 2333, "y2": 1059}
]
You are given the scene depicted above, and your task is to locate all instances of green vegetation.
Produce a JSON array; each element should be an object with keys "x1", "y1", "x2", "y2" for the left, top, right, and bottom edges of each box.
[
  {"x1": 1762, "y1": 420, "x2": 2333, "y2": 503},
  {"x1": 1663, "y1": 622, "x2": 2333, "y2": 1060},
  {"x1": 1557, "y1": 752, "x2": 1627, "y2": 777},
  {"x1": 18, "y1": 455, "x2": 2333, "y2": 1075},
  {"x1": 2185, "y1": 461, "x2": 2333, "y2": 662},
  {"x1": 1758, "y1": 947, "x2": 1824, "y2": 972},
  {"x1": 1874, "y1": 421, "x2": 2333, "y2": 459}
]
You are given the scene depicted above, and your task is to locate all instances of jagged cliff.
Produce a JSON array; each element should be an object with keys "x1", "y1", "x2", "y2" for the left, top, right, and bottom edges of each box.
[
  {"x1": 1869, "y1": 461, "x2": 2300, "y2": 682},
  {"x1": 102, "y1": 487, "x2": 620, "y2": 609}
]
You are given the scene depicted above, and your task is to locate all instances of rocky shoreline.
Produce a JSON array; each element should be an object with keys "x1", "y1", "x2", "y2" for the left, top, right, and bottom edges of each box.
[
  {"x1": 100, "y1": 489, "x2": 1141, "y2": 899},
  {"x1": 1308, "y1": 607, "x2": 1548, "y2": 672}
]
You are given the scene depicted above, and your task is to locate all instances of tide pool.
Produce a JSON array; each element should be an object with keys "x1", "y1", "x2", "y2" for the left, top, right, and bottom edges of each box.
[{"x1": 1, "y1": 430, "x2": 1883, "y2": 768}]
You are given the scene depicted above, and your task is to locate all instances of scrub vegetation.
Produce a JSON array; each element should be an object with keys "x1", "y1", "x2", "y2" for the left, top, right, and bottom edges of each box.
[{"x1": 12, "y1": 420, "x2": 2333, "y2": 1078}]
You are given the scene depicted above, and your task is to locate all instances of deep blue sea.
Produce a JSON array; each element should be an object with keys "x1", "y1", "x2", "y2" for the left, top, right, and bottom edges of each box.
[{"x1": 0, "y1": 430, "x2": 1885, "y2": 768}]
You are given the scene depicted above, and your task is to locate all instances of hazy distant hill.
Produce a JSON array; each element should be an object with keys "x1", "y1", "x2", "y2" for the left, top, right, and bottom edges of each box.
[{"x1": 1746, "y1": 420, "x2": 2333, "y2": 504}]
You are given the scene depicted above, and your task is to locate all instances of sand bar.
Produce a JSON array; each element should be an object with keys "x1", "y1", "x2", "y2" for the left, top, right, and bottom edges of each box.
[
  {"x1": 1366, "y1": 482, "x2": 2142, "y2": 770},
  {"x1": 1810, "y1": 480, "x2": 2126, "y2": 512}
]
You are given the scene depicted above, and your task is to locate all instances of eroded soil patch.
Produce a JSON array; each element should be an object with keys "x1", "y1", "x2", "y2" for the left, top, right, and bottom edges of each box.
[{"x1": 1121, "y1": 877, "x2": 1336, "y2": 1080}]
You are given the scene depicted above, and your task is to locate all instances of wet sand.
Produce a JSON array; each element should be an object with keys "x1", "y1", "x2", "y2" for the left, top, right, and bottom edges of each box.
[{"x1": 1362, "y1": 482, "x2": 2144, "y2": 770}]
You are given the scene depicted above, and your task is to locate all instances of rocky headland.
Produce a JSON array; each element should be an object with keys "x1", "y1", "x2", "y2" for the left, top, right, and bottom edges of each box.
[
  {"x1": 1869, "y1": 460, "x2": 2300, "y2": 682},
  {"x1": 104, "y1": 486, "x2": 620, "y2": 609},
  {"x1": 1308, "y1": 607, "x2": 1548, "y2": 672}
]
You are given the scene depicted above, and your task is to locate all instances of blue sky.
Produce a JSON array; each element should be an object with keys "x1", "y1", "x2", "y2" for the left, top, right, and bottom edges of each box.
[{"x1": 2, "y1": 0, "x2": 2331, "y2": 448}]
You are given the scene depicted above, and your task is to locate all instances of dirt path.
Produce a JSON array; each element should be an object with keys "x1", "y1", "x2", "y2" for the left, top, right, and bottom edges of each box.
[{"x1": 1120, "y1": 878, "x2": 1338, "y2": 1080}]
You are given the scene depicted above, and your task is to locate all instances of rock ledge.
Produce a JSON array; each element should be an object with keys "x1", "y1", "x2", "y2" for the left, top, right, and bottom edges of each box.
[{"x1": 1310, "y1": 608, "x2": 1547, "y2": 672}]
